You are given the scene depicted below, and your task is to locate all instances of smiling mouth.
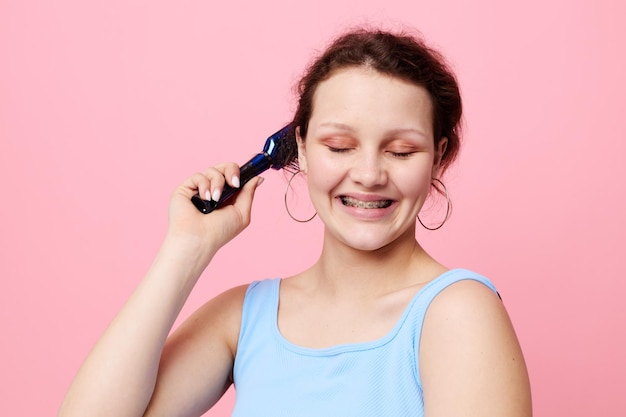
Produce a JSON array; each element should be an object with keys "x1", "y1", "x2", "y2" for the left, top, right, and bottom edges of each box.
[{"x1": 340, "y1": 196, "x2": 393, "y2": 209}]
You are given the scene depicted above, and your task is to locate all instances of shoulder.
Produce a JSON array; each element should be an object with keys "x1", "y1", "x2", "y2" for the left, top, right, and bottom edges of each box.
[
  {"x1": 420, "y1": 277, "x2": 510, "y2": 366},
  {"x1": 144, "y1": 284, "x2": 251, "y2": 415},
  {"x1": 419, "y1": 278, "x2": 532, "y2": 416},
  {"x1": 181, "y1": 284, "x2": 249, "y2": 352},
  {"x1": 163, "y1": 283, "x2": 250, "y2": 372},
  {"x1": 425, "y1": 276, "x2": 504, "y2": 326}
]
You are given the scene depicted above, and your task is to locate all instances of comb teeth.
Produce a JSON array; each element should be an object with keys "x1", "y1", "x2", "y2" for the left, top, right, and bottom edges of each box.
[{"x1": 266, "y1": 123, "x2": 299, "y2": 172}]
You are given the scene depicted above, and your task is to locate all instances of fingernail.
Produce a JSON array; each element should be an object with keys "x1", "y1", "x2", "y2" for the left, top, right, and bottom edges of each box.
[
  {"x1": 231, "y1": 175, "x2": 240, "y2": 188},
  {"x1": 257, "y1": 177, "x2": 265, "y2": 186},
  {"x1": 212, "y1": 188, "x2": 221, "y2": 202},
  {"x1": 205, "y1": 190, "x2": 212, "y2": 201}
]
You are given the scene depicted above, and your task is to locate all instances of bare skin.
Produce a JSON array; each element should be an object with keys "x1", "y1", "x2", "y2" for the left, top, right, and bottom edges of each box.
[
  {"x1": 59, "y1": 169, "x2": 261, "y2": 417},
  {"x1": 59, "y1": 67, "x2": 531, "y2": 417}
]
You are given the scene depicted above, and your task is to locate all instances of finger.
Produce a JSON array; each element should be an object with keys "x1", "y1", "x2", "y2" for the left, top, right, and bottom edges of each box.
[
  {"x1": 230, "y1": 176, "x2": 265, "y2": 225},
  {"x1": 202, "y1": 163, "x2": 239, "y2": 202},
  {"x1": 180, "y1": 169, "x2": 225, "y2": 201},
  {"x1": 221, "y1": 163, "x2": 241, "y2": 190}
]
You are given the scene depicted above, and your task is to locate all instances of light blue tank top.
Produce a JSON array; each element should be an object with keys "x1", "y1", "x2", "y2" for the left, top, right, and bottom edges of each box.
[{"x1": 231, "y1": 269, "x2": 498, "y2": 417}]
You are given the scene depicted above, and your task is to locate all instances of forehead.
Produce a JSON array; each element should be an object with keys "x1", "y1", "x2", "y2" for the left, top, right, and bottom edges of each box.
[{"x1": 309, "y1": 66, "x2": 434, "y2": 133}]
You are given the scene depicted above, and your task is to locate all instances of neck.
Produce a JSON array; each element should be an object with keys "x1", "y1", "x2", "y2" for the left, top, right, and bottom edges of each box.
[{"x1": 309, "y1": 227, "x2": 440, "y2": 299}]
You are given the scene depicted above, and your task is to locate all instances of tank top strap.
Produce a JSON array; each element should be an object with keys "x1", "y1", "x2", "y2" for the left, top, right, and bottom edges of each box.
[
  {"x1": 237, "y1": 278, "x2": 280, "y2": 350},
  {"x1": 406, "y1": 268, "x2": 500, "y2": 387},
  {"x1": 417, "y1": 268, "x2": 498, "y2": 302}
]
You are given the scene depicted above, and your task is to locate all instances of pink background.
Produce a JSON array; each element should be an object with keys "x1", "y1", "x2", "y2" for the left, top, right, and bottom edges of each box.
[{"x1": 1, "y1": 1, "x2": 625, "y2": 416}]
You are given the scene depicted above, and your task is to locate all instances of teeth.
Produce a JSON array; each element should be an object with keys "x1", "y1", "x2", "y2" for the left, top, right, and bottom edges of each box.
[{"x1": 340, "y1": 196, "x2": 392, "y2": 209}]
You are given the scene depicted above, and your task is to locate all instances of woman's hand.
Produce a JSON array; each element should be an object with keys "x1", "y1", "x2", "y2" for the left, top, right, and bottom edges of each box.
[
  {"x1": 58, "y1": 164, "x2": 261, "y2": 417},
  {"x1": 166, "y1": 163, "x2": 264, "y2": 255}
]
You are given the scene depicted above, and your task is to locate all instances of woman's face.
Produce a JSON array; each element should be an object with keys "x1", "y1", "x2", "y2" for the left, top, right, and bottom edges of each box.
[{"x1": 297, "y1": 66, "x2": 446, "y2": 252}]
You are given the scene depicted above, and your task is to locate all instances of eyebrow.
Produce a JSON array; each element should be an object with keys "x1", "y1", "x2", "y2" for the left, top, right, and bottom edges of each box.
[
  {"x1": 317, "y1": 122, "x2": 430, "y2": 139},
  {"x1": 317, "y1": 122, "x2": 355, "y2": 132},
  {"x1": 385, "y1": 128, "x2": 430, "y2": 139}
]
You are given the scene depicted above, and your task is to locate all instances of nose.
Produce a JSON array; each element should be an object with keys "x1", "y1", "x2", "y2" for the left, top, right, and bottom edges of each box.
[{"x1": 349, "y1": 150, "x2": 388, "y2": 188}]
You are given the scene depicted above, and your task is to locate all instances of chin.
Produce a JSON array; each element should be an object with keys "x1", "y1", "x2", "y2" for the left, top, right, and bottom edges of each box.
[
  {"x1": 322, "y1": 213, "x2": 417, "y2": 252},
  {"x1": 337, "y1": 229, "x2": 406, "y2": 252}
]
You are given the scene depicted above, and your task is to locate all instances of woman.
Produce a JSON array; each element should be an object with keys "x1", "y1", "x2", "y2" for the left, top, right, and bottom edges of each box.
[{"x1": 60, "y1": 28, "x2": 532, "y2": 416}]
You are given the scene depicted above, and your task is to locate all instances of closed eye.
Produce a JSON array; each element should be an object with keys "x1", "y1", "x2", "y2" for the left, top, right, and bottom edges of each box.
[
  {"x1": 389, "y1": 151, "x2": 415, "y2": 158},
  {"x1": 327, "y1": 146, "x2": 353, "y2": 153}
]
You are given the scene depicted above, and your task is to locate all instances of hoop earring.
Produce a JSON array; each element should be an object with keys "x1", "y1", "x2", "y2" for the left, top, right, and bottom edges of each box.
[
  {"x1": 284, "y1": 170, "x2": 317, "y2": 223},
  {"x1": 417, "y1": 178, "x2": 451, "y2": 231}
]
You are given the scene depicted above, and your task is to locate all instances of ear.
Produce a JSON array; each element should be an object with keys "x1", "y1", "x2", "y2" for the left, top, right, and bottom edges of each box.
[
  {"x1": 432, "y1": 137, "x2": 448, "y2": 177},
  {"x1": 296, "y1": 126, "x2": 308, "y2": 173}
]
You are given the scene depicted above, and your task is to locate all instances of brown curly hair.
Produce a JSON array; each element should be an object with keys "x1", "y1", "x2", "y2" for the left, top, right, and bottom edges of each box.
[{"x1": 289, "y1": 28, "x2": 462, "y2": 175}]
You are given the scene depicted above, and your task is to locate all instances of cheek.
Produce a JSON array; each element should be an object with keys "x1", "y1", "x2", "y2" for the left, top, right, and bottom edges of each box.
[
  {"x1": 308, "y1": 164, "x2": 340, "y2": 190},
  {"x1": 305, "y1": 154, "x2": 344, "y2": 193},
  {"x1": 395, "y1": 165, "x2": 433, "y2": 198}
]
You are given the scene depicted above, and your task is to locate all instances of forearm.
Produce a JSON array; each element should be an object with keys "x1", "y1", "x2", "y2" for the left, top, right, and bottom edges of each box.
[{"x1": 59, "y1": 237, "x2": 218, "y2": 417}]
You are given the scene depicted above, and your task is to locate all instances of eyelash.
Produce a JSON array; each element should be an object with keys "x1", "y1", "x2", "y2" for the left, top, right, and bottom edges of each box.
[
  {"x1": 390, "y1": 151, "x2": 414, "y2": 158},
  {"x1": 327, "y1": 146, "x2": 352, "y2": 153},
  {"x1": 327, "y1": 147, "x2": 415, "y2": 158}
]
